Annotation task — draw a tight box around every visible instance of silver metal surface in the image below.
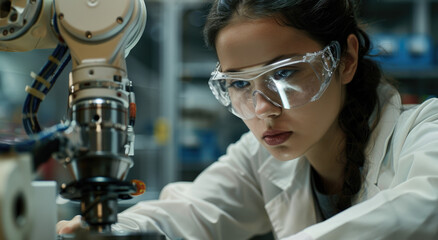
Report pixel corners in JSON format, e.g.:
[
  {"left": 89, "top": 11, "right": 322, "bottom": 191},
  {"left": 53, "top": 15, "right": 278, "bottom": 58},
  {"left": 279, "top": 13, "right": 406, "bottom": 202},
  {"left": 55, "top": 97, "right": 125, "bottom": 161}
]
[
  {"left": 81, "top": 193, "right": 118, "bottom": 232},
  {"left": 68, "top": 99, "right": 133, "bottom": 180},
  {"left": 70, "top": 81, "right": 125, "bottom": 93},
  {"left": 67, "top": 155, "right": 132, "bottom": 180}
]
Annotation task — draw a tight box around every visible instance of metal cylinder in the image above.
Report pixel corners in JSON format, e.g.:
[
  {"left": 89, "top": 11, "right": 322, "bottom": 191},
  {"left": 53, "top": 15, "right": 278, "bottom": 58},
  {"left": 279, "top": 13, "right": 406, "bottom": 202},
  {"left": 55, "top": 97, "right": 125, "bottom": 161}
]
[
  {"left": 81, "top": 192, "right": 118, "bottom": 233},
  {"left": 68, "top": 98, "right": 133, "bottom": 181}
]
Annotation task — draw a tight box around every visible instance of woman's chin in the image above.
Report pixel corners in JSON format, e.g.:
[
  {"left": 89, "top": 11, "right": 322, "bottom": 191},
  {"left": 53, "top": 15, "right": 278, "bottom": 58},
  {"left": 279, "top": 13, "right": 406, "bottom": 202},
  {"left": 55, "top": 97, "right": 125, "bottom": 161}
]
[{"left": 269, "top": 149, "right": 301, "bottom": 161}]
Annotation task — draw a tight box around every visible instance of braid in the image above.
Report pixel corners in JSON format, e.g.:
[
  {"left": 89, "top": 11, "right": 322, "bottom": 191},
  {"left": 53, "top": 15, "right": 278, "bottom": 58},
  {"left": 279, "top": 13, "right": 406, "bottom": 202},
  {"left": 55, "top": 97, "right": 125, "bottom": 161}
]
[{"left": 337, "top": 28, "right": 381, "bottom": 211}]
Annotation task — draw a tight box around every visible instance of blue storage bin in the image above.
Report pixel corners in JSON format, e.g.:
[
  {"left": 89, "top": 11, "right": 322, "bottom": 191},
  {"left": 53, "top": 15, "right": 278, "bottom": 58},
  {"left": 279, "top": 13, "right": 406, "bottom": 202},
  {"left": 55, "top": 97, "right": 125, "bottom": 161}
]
[
  {"left": 370, "top": 34, "right": 434, "bottom": 70},
  {"left": 179, "top": 129, "right": 220, "bottom": 164},
  {"left": 370, "top": 34, "right": 403, "bottom": 66}
]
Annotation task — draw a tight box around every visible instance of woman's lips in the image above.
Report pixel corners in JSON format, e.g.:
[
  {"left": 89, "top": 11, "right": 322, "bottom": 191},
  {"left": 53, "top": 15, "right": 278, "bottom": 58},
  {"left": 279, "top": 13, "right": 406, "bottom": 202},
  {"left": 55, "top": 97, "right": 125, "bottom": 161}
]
[{"left": 262, "top": 131, "right": 293, "bottom": 146}]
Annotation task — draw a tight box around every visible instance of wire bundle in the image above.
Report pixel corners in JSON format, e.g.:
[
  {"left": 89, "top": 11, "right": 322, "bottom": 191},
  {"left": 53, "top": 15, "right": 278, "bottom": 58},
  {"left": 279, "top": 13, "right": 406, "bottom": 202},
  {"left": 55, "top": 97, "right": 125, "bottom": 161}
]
[
  {"left": 0, "top": 122, "right": 68, "bottom": 153},
  {"left": 22, "top": 43, "right": 71, "bottom": 135}
]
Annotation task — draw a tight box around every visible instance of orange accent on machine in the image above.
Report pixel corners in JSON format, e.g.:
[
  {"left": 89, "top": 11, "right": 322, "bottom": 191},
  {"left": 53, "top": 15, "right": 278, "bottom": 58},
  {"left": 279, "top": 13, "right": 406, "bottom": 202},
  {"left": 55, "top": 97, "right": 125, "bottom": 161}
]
[
  {"left": 129, "top": 102, "right": 137, "bottom": 119},
  {"left": 131, "top": 179, "right": 146, "bottom": 196}
]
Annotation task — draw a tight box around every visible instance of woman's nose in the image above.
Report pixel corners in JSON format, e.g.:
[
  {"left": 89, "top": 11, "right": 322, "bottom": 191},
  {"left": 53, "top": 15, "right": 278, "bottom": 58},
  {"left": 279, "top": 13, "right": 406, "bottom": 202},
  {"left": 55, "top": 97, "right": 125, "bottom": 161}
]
[{"left": 252, "top": 91, "right": 282, "bottom": 119}]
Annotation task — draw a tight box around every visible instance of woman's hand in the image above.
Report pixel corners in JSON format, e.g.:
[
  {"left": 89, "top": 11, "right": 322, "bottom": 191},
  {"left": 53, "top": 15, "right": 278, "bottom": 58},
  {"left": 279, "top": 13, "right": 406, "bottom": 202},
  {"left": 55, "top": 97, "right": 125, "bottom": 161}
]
[{"left": 56, "top": 215, "right": 82, "bottom": 234}]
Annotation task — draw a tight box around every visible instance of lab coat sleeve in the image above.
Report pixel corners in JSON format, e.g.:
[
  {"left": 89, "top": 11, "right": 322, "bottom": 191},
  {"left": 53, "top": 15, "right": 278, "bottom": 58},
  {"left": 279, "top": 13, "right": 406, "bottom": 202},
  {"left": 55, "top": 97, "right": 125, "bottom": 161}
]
[
  {"left": 114, "top": 132, "right": 272, "bottom": 240},
  {"left": 288, "top": 100, "right": 438, "bottom": 240}
]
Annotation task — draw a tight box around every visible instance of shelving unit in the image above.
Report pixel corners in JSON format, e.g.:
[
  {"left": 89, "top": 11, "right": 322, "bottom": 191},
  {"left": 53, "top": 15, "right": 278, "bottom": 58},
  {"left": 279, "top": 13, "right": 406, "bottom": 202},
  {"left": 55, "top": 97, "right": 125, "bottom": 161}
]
[
  {"left": 134, "top": 0, "right": 247, "bottom": 184},
  {"left": 170, "top": 0, "right": 248, "bottom": 181},
  {"left": 361, "top": 0, "right": 438, "bottom": 101}
]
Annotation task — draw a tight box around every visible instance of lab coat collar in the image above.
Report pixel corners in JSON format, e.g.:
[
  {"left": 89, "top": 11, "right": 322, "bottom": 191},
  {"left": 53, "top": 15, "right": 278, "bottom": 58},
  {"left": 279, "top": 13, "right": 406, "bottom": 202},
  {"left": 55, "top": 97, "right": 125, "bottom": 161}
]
[
  {"left": 263, "top": 157, "right": 316, "bottom": 237},
  {"left": 257, "top": 155, "right": 304, "bottom": 191},
  {"left": 364, "top": 84, "right": 401, "bottom": 186}
]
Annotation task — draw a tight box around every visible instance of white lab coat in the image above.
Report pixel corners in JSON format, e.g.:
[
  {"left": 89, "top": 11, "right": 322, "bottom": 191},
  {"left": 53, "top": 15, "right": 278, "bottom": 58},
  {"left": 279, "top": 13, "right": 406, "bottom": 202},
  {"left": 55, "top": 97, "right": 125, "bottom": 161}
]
[{"left": 114, "top": 85, "right": 438, "bottom": 240}]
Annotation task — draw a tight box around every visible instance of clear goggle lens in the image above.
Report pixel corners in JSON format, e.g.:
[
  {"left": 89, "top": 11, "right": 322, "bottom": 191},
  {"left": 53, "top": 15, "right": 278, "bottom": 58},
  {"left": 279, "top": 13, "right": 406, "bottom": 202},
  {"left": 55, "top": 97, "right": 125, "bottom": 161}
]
[{"left": 209, "top": 41, "right": 341, "bottom": 119}]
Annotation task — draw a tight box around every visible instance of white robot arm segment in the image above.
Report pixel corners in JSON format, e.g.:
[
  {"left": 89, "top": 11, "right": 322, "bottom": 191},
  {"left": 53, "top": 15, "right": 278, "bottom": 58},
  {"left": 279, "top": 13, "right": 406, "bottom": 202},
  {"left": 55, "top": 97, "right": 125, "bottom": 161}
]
[{"left": 0, "top": 0, "right": 58, "bottom": 51}]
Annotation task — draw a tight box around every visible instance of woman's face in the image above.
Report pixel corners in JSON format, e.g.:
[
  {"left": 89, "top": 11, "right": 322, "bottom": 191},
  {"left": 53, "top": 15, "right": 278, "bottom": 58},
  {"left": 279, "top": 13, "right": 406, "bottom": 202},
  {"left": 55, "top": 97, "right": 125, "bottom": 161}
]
[{"left": 216, "top": 17, "right": 347, "bottom": 161}]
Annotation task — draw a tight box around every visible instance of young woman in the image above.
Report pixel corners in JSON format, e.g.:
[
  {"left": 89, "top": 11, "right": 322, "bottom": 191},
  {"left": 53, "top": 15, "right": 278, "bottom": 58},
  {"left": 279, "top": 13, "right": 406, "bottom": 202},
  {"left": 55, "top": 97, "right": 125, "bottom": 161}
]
[{"left": 58, "top": 0, "right": 438, "bottom": 239}]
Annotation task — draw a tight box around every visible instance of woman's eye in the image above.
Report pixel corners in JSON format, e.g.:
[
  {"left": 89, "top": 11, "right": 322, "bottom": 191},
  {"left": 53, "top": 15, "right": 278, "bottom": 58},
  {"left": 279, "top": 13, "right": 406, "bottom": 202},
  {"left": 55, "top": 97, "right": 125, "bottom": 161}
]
[
  {"left": 229, "top": 80, "right": 250, "bottom": 89},
  {"left": 272, "top": 69, "right": 295, "bottom": 81}
]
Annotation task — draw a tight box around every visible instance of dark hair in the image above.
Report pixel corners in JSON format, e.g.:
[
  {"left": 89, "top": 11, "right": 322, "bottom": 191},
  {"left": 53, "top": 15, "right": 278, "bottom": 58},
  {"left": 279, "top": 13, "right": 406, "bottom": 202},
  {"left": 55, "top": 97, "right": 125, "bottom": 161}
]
[{"left": 204, "top": 0, "right": 382, "bottom": 212}]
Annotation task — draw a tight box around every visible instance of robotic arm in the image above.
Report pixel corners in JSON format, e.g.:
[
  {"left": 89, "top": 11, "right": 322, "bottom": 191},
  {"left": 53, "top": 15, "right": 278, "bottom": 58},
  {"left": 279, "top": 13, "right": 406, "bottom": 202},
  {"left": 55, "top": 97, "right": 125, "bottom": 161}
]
[{"left": 0, "top": 0, "right": 150, "bottom": 238}]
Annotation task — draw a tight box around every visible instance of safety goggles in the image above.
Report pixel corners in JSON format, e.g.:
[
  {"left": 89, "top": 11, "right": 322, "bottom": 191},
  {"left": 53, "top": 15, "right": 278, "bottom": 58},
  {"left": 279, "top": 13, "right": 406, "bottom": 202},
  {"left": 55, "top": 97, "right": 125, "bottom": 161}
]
[{"left": 208, "top": 41, "right": 341, "bottom": 119}]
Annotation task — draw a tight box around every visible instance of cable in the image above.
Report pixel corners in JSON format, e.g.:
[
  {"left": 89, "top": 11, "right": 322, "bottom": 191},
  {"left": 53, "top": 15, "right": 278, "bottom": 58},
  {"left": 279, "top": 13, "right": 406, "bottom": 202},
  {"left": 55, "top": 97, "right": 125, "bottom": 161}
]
[
  {"left": 22, "top": 43, "right": 71, "bottom": 135},
  {"left": 0, "top": 122, "right": 69, "bottom": 153}
]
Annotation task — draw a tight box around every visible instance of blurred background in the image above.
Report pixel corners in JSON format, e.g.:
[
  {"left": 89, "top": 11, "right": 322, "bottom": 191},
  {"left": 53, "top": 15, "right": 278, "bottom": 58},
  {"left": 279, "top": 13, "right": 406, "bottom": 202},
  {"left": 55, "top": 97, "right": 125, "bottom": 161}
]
[{"left": 0, "top": 0, "right": 437, "bottom": 219}]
